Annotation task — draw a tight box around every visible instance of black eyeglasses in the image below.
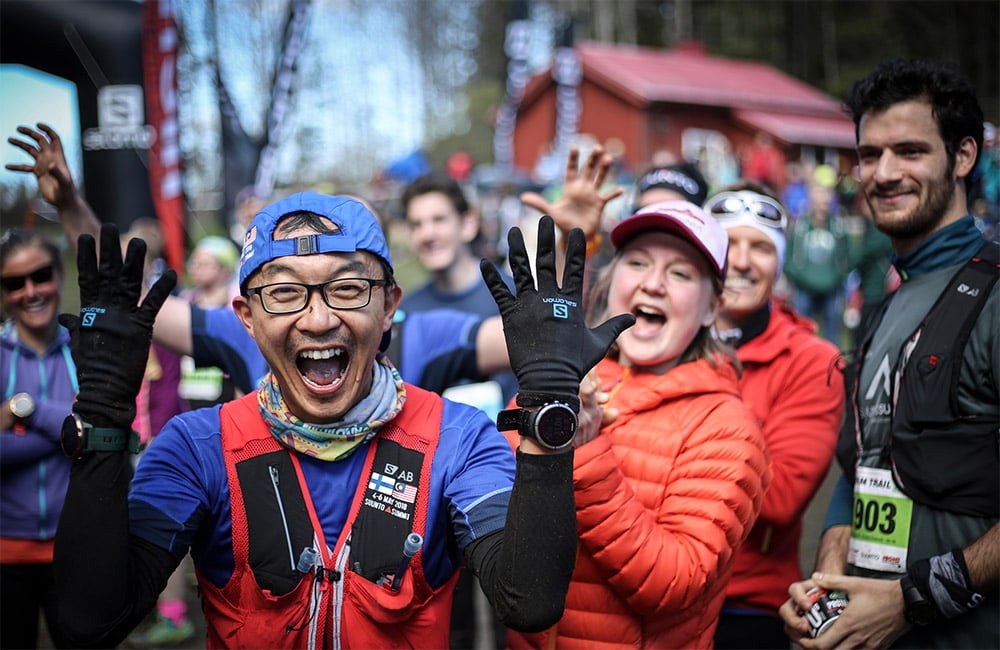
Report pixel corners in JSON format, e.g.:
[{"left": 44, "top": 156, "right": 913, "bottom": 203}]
[
  {"left": 704, "top": 191, "right": 788, "bottom": 231},
  {"left": 1, "top": 265, "right": 55, "bottom": 292},
  {"left": 247, "top": 277, "right": 388, "bottom": 314}
]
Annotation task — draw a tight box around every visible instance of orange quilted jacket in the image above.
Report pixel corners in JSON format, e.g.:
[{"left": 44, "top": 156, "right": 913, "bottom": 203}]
[{"left": 509, "top": 357, "right": 771, "bottom": 649}]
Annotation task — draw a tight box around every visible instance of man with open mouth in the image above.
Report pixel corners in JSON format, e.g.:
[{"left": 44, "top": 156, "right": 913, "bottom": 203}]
[{"left": 49, "top": 192, "right": 632, "bottom": 649}]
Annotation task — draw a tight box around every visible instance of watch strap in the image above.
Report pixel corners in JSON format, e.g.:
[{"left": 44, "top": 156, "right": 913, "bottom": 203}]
[
  {"left": 66, "top": 412, "right": 144, "bottom": 456},
  {"left": 87, "top": 426, "right": 140, "bottom": 452},
  {"left": 900, "top": 574, "right": 938, "bottom": 626},
  {"left": 497, "top": 408, "right": 528, "bottom": 432},
  {"left": 497, "top": 404, "right": 577, "bottom": 450}
]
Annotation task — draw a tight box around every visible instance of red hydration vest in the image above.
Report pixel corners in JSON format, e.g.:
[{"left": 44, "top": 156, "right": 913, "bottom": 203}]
[{"left": 199, "top": 386, "right": 459, "bottom": 649}]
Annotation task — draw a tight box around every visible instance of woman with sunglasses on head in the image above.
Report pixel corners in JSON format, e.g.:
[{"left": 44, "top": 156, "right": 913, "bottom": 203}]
[
  {"left": 0, "top": 228, "right": 75, "bottom": 649},
  {"left": 703, "top": 183, "right": 845, "bottom": 649},
  {"left": 507, "top": 199, "right": 771, "bottom": 649}
]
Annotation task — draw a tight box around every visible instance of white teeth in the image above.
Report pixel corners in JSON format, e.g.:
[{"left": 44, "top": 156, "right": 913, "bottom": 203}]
[
  {"left": 636, "top": 306, "right": 664, "bottom": 317},
  {"left": 300, "top": 349, "right": 342, "bottom": 360},
  {"left": 727, "top": 278, "right": 755, "bottom": 289}
]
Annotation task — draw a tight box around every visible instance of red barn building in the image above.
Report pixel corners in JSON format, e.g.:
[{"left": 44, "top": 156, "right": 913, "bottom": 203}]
[{"left": 513, "top": 40, "right": 856, "bottom": 190}]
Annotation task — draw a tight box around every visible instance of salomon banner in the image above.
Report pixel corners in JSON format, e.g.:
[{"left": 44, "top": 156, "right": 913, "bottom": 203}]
[{"left": 1, "top": 1, "right": 160, "bottom": 246}]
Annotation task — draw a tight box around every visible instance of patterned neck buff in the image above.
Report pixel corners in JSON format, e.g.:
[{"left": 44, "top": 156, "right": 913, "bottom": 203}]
[{"left": 257, "top": 356, "right": 406, "bottom": 461}]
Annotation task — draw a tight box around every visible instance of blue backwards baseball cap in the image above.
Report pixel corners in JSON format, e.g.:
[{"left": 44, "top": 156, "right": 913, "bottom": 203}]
[{"left": 238, "top": 192, "right": 392, "bottom": 290}]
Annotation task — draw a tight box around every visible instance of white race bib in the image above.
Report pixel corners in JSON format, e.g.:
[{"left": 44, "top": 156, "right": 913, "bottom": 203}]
[{"left": 847, "top": 466, "right": 912, "bottom": 573}]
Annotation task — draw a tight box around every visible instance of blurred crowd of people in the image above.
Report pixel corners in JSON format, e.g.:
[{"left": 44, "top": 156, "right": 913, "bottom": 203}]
[
  {"left": 372, "top": 114, "right": 998, "bottom": 355},
  {"left": 1, "top": 56, "right": 997, "bottom": 650}
]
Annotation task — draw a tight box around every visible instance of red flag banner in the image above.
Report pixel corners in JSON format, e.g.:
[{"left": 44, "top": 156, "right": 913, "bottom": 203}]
[{"left": 141, "top": 0, "right": 184, "bottom": 275}]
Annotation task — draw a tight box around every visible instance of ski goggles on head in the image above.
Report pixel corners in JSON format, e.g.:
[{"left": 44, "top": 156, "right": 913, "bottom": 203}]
[{"left": 704, "top": 191, "right": 788, "bottom": 231}]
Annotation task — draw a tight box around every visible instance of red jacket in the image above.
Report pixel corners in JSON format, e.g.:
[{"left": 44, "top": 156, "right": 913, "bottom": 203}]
[
  {"left": 724, "top": 302, "right": 844, "bottom": 614},
  {"left": 509, "top": 357, "right": 771, "bottom": 649}
]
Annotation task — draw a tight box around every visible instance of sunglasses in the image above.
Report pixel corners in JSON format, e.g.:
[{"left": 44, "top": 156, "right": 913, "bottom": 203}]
[
  {"left": 705, "top": 191, "right": 788, "bottom": 231},
  {"left": 1, "top": 265, "right": 55, "bottom": 292}
]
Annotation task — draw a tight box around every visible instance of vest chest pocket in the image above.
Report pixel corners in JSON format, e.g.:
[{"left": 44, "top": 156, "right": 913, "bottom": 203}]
[
  {"left": 892, "top": 419, "right": 999, "bottom": 517},
  {"left": 349, "top": 437, "right": 426, "bottom": 583},
  {"left": 235, "top": 451, "right": 316, "bottom": 596},
  {"left": 340, "top": 552, "right": 457, "bottom": 650}
]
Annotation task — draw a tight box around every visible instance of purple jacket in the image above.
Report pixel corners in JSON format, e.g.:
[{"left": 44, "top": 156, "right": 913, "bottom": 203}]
[{"left": 1, "top": 321, "right": 76, "bottom": 541}]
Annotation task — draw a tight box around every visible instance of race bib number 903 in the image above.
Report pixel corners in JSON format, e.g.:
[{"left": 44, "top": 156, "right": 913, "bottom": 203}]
[{"left": 847, "top": 466, "right": 912, "bottom": 573}]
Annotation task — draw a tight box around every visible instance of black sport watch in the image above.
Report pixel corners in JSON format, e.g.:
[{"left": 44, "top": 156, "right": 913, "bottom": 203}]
[
  {"left": 900, "top": 575, "right": 939, "bottom": 626},
  {"left": 496, "top": 402, "right": 578, "bottom": 450},
  {"left": 60, "top": 413, "right": 142, "bottom": 459}
]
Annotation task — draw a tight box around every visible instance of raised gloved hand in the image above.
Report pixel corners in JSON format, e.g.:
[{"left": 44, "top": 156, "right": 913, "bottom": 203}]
[
  {"left": 58, "top": 223, "right": 177, "bottom": 429},
  {"left": 481, "top": 215, "right": 634, "bottom": 412}
]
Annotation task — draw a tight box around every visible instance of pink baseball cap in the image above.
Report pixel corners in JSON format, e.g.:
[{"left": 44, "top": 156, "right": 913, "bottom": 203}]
[{"left": 610, "top": 200, "right": 729, "bottom": 280}]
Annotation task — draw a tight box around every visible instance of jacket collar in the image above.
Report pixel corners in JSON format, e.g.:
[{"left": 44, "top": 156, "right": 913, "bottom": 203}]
[
  {"left": 736, "top": 301, "right": 818, "bottom": 364},
  {"left": 894, "top": 215, "right": 984, "bottom": 281}
]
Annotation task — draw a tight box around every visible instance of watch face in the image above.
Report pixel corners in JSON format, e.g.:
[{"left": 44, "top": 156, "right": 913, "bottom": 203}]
[
  {"left": 11, "top": 393, "right": 34, "bottom": 418},
  {"left": 534, "top": 403, "right": 578, "bottom": 449},
  {"left": 61, "top": 414, "right": 84, "bottom": 458}
]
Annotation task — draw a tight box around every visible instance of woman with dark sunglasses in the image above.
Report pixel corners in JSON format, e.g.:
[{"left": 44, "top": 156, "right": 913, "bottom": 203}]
[{"left": 0, "top": 228, "right": 76, "bottom": 648}]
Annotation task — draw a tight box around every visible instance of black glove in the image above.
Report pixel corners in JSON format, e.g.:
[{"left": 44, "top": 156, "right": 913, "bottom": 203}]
[
  {"left": 481, "top": 215, "right": 634, "bottom": 412},
  {"left": 58, "top": 223, "right": 177, "bottom": 428}
]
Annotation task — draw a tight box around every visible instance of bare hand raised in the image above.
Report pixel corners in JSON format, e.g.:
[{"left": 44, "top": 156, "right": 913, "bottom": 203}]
[
  {"left": 520, "top": 146, "right": 624, "bottom": 240},
  {"left": 6, "top": 123, "right": 78, "bottom": 209}
]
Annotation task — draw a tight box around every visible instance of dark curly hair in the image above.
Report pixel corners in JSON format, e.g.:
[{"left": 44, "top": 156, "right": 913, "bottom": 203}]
[{"left": 845, "top": 58, "right": 984, "bottom": 192}]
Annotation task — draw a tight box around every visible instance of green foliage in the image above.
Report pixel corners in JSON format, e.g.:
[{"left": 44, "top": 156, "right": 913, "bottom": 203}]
[{"left": 442, "top": 0, "right": 998, "bottom": 173}]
